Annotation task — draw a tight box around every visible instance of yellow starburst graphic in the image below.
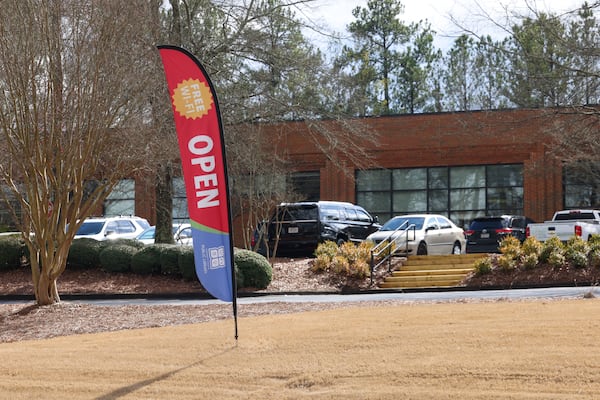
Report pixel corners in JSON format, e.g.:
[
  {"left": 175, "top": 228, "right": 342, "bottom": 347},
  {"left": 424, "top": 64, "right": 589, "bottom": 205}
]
[{"left": 172, "top": 79, "right": 214, "bottom": 119}]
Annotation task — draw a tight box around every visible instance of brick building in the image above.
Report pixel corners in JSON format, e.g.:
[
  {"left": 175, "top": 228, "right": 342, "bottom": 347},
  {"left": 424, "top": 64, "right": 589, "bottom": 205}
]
[
  {"left": 115, "top": 108, "right": 592, "bottom": 245},
  {"left": 251, "top": 108, "right": 566, "bottom": 227}
]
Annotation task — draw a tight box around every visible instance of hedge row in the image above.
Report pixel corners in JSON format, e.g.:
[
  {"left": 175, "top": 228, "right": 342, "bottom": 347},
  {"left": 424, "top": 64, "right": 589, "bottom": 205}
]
[{"left": 0, "top": 236, "right": 272, "bottom": 290}]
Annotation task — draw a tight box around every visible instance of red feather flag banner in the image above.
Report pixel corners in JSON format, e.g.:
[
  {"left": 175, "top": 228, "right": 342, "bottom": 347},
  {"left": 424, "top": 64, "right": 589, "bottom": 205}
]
[{"left": 157, "top": 45, "right": 238, "bottom": 339}]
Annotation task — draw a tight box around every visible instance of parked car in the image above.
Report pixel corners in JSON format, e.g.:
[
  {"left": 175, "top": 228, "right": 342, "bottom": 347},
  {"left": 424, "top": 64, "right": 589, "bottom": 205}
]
[
  {"left": 526, "top": 209, "right": 600, "bottom": 242},
  {"left": 253, "top": 201, "right": 380, "bottom": 256},
  {"left": 135, "top": 223, "right": 193, "bottom": 245},
  {"left": 465, "top": 215, "right": 533, "bottom": 253},
  {"left": 365, "top": 214, "right": 466, "bottom": 256},
  {"left": 73, "top": 216, "right": 150, "bottom": 241}
]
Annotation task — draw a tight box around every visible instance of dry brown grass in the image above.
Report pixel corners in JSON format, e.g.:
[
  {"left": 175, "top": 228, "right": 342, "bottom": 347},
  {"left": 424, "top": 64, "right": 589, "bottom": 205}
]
[{"left": 2, "top": 298, "right": 600, "bottom": 399}]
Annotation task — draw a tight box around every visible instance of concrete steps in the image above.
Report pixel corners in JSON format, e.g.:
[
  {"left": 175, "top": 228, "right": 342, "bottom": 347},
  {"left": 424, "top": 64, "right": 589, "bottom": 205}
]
[{"left": 379, "top": 254, "right": 486, "bottom": 289}]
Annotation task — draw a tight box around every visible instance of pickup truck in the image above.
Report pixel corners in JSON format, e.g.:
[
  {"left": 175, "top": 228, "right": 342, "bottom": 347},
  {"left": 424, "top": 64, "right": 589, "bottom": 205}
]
[{"left": 526, "top": 209, "right": 600, "bottom": 242}]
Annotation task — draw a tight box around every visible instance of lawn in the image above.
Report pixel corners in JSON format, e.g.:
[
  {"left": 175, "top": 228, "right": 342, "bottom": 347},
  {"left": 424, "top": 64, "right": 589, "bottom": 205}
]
[{"left": 1, "top": 298, "right": 599, "bottom": 399}]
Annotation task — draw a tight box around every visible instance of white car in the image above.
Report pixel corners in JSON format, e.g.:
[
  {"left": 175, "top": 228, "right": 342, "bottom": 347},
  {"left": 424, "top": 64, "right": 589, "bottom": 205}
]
[
  {"left": 366, "top": 214, "right": 466, "bottom": 256},
  {"left": 135, "top": 223, "right": 193, "bottom": 245},
  {"left": 73, "top": 216, "right": 150, "bottom": 241}
]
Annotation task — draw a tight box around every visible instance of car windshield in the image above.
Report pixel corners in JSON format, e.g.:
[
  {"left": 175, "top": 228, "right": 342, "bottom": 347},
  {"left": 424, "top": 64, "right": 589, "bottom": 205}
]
[
  {"left": 469, "top": 218, "right": 504, "bottom": 230},
  {"left": 76, "top": 221, "right": 104, "bottom": 235},
  {"left": 138, "top": 227, "right": 155, "bottom": 240},
  {"left": 381, "top": 217, "right": 425, "bottom": 231}
]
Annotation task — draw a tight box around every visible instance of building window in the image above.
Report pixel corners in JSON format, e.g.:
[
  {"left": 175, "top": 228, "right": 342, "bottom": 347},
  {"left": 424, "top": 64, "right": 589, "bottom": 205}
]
[
  {"left": 564, "top": 162, "right": 600, "bottom": 209},
  {"left": 289, "top": 171, "right": 320, "bottom": 201},
  {"left": 356, "top": 164, "right": 524, "bottom": 228},
  {"left": 173, "top": 177, "right": 189, "bottom": 225},
  {"left": 104, "top": 179, "right": 135, "bottom": 216}
]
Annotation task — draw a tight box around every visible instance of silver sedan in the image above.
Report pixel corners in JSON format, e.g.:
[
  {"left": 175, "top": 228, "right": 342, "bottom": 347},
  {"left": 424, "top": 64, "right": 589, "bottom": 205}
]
[{"left": 366, "top": 214, "right": 466, "bottom": 256}]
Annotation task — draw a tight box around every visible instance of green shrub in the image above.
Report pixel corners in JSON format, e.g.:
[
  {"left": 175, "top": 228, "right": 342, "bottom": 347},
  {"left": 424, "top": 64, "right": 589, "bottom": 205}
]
[
  {"left": 314, "top": 241, "right": 338, "bottom": 260},
  {"left": 589, "top": 248, "right": 600, "bottom": 269},
  {"left": 131, "top": 245, "right": 164, "bottom": 274},
  {"left": 330, "top": 255, "right": 351, "bottom": 275},
  {"left": 548, "top": 251, "right": 566, "bottom": 268},
  {"left": 177, "top": 246, "right": 197, "bottom": 281},
  {"left": 313, "top": 240, "right": 373, "bottom": 279},
  {"left": 312, "top": 253, "right": 331, "bottom": 273},
  {"left": 499, "top": 236, "right": 522, "bottom": 260},
  {"left": 234, "top": 249, "right": 272, "bottom": 289},
  {"left": 565, "top": 248, "right": 588, "bottom": 269},
  {"left": 338, "top": 241, "right": 360, "bottom": 264},
  {"left": 334, "top": 256, "right": 369, "bottom": 279},
  {"left": 356, "top": 241, "right": 375, "bottom": 261},
  {"left": 99, "top": 244, "right": 138, "bottom": 273},
  {"left": 588, "top": 234, "right": 600, "bottom": 248},
  {"left": 522, "top": 253, "right": 539, "bottom": 270},
  {"left": 566, "top": 236, "right": 589, "bottom": 255},
  {"left": 497, "top": 254, "right": 517, "bottom": 271},
  {"left": 473, "top": 257, "right": 492, "bottom": 275},
  {"left": 160, "top": 245, "right": 182, "bottom": 275},
  {"left": 67, "top": 238, "right": 107, "bottom": 269},
  {"left": 521, "top": 237, "right": 543, "bottom": 258},
  {"left": 0, "top": 235, "right": 25, "bottom": 270},
  {"left": 540, "top": 236, "right": 564, "bottom": 263},
  {"left": 108, "top": 238, "right": 146, "bottom": 250}
]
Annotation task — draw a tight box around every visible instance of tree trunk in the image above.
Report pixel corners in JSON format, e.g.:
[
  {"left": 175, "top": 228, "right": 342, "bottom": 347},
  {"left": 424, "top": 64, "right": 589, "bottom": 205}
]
[
  {"left": 35, "top": 269, "right": 60, "bottom": 305},
  {"left": 155, "top": 162, "right": 174, "bottom": 244}
]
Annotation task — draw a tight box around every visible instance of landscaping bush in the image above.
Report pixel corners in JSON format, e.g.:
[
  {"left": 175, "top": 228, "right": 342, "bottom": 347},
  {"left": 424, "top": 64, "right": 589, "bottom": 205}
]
[
  {"left": 330, "top": 255, "right": 351, "bottom": 275},
  {"left": 177, "top": 245, "right": 197, "bottom": 281},
  {"left": 566, "top": 236, "right": 589, "bottom": 255},
  {"left": 540, "top": 236, "right": 563, "bottom": 264},
  {"left": 497, "top": 254, "right": 517, "bottom": 271},
  {"left": 565, "top": 247, "right": 588, "bottom": 269},
  {"left": 312, "top": 240, "right": 373, "bottom": 279},
  {"left": 234, "top": 249, "right": 272, "bottom": 289},
  {"left": 522, "top": 253, "right": 539, "bottom": 270},
  {"left": 131, "top": 245, "right": 164, "bottom": 274},
  {"left": 547, "top": 251, "right": 566, "bottom": 268},
  {"left": 0, "top": 235, "right": 25, "bottom": 270},
  {"left": 473, "top": 257, "right": 492, "bottom": 275},
  {"left": 312, "top": 253, "right": 331, "bottom": 273},
  {"left": 314, "top": 240, "right": 338, "bottom": 260},
  {"left": 99, "top": 244, "right": 138, "bottom": 273},
  {"left": 160, "top": 245, "right": 182, "bottom": 275},
  {"left": 108, "top": 238, "right": 146, "bottom": 250},
  {"left": 499, "top": 236, "right": 522, "bottom": 261},
  {"left": 67, "top": 238, "right": 107, "bottom": 269},
  {"left": 589, "top": 248, "right": 600, "bottom": 269},
  {"left": 521, "top": 237, "right": 543, "bottom": 258},
  {"left": 356, "top": 240, "right": 375, "bottom": 261}
]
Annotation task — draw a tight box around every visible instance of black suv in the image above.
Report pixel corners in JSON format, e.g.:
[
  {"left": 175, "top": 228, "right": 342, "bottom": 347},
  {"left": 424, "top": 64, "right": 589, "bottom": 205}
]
[
  {"left": 253, "top": 201, "right": 380, "bottom": 256},
  {"left": 465, "top": 215, "right": 533, "bottom": 253}
]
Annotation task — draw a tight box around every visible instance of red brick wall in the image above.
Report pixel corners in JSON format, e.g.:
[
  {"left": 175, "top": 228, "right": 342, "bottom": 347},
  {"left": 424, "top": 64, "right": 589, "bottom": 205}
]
[
  {"left": 260, "top": 109, "right": 565, "bottom": 224},
  {"left": 136, "top": 109, "right": 569, "bottom": 245}
]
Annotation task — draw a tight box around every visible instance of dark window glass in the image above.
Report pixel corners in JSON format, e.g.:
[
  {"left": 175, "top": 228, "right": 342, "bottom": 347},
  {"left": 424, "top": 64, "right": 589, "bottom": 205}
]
[
  {"left": 356, "top": 164, "right": 523, "bottom": 225},
  {"left": 488, "top": 165, "right": 523, "bottom": 187},
  {"left": 393, "top": 168, "right": 426, "bottom": 190},
  {"left": 356, "top": 170, "right": 390, "bottom": 191},
  {"left": 289, "top": 171, "right": 320, "bottom": 201},
  {"left": 428, "top": 167, "right": 448, "bottom": 189}
]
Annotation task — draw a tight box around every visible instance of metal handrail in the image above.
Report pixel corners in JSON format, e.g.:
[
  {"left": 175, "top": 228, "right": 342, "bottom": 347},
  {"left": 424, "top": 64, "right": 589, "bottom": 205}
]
[{"left": 369, "top": 222, "right": 416, "bottom": 283}]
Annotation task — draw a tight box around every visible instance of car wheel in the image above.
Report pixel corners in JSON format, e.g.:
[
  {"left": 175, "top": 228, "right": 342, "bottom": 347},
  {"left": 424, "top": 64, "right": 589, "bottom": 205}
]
[
  {"left": 336, "top": 237, "right": 346, "bottom": 246},
  {"left": 417, "top": 242, "right": 427, "bottom": 255},
  {"left": 452, "top": 242, "right": 461, "bottom": 255}
]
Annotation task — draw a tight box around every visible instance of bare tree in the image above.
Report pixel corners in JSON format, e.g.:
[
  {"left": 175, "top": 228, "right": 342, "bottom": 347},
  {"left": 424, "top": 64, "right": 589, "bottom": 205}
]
[
  {"left": 0, "top": 0, "right": 156, "bottom": 305},
  {"left": 160, "top": 0, "right": 381, "bottom": 252}
]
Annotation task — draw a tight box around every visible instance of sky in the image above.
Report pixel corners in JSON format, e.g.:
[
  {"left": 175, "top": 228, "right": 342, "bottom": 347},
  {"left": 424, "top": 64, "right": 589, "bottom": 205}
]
[{"left": 300, "top": 0, "right": 590, "bottom": 49}]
